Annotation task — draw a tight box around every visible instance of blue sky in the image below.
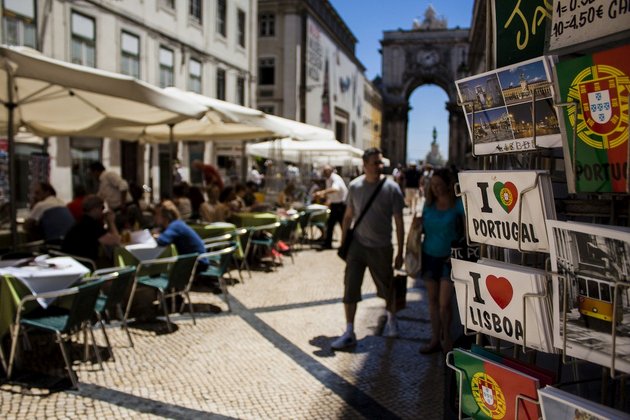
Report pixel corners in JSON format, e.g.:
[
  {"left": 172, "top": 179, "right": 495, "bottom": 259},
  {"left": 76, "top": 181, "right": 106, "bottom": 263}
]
[{"left": 328, "top": 0, "right": 474, "bottom": 164}]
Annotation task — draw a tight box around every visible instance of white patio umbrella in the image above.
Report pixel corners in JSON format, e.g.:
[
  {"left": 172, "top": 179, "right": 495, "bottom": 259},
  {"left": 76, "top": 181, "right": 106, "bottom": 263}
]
[
  {"left": 163, "top": 88, "right": 336, "bottom": 142},
  {"left": 246, "top": 137, "right": 363, "bottom": 163},
  {"left": 0, "top": 45, "right": 207, "bottom": 248}
]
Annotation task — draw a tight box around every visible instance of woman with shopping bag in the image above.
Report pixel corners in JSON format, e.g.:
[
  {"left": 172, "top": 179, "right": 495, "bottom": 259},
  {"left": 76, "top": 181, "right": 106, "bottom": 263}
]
[{"left": 415, "top": 168, "right": 464, "bottom": 355}]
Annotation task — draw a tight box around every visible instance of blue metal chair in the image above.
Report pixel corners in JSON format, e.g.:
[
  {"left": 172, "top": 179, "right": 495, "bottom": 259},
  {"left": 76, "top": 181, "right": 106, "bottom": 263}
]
[{"left": 7, "top": 278, "right": 106, "bottom": 389}]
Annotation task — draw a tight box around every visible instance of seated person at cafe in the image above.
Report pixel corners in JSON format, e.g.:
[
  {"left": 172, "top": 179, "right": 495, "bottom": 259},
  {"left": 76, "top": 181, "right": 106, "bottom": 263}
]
[
  {"left": 24, "top": 182, "right": 75, "bottom": 242},
  {"left": 153, "top": 200, "right": 207, "bottom": 271},
  {"left": 231, "top": 184, "right": 248, "bottom": 212},
  {"left": 276, "top": 182, "right": 296, "bottom": 210},
  {"left": 66, "top": 184, "right": 87, "bottom": 221},
  {"left": 173, "top": 183, "right": 192, "bottom": 220},
  {"left": 216, "top": 187, "right": 235, "bottom": 221},
  {"left": 62, "top": 195, "right": 121, "bottom": 267}
]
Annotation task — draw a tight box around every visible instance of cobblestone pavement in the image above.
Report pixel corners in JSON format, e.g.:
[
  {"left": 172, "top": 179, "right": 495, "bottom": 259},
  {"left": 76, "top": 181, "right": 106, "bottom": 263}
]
[{"left": 1, "top": 212, "right": 452, "bottom": 419}]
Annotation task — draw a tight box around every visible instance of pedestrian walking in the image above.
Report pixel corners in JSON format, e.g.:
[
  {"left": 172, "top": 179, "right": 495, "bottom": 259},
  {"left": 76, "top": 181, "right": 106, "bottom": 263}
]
[
  {"left": 314, "top": 165, "right": 348, "bottom": 249},
  {"left": 331, "top": 148, "right": 405, "bottom": 350},
  {"left": 416, "top": 168, "right": 464, "bottom": 355}
]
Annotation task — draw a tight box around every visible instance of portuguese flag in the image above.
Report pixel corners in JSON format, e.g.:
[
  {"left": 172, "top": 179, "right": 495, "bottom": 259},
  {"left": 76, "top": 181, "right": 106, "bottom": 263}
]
[
  {"left": 453, "top": 349, "right": 540, "bottom": 419},
  {"left": 555, "top": 44, "right": 630, "bottom": 193}
]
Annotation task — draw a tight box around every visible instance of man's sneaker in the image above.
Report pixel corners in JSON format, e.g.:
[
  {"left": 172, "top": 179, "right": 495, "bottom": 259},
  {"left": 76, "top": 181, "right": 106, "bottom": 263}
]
[
  {"left": 331, "top": 332, "right": 357, "bottom": 350},
  {"left": 383, "top": 319, "right": 399, "bottom": 338}
]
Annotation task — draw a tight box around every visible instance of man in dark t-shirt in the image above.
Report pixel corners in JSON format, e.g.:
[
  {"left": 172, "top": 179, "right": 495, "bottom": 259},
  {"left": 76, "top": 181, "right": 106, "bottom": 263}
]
[{"left": 62, "top": 195, "right": 121, "bottom": 267}]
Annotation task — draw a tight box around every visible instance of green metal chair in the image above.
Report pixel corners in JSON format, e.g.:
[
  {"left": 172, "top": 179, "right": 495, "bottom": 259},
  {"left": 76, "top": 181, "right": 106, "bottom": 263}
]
[
  {"left": 124, "top": 253, "right": 199, "bottom": 333},
  {"left": 92, "top": 266, "right": 137, "bottom": 350},
  {"left": 204, "top": 228, "right": 248, "bottom": 281},
  {"left": 274, "top": 214, "right": 300, "bottom": 264},
  {"left": 306, "top": 208, "right": 330, "bottom": 244},
  {"left": 7, "top": 278, "right": 106, "bottom": 389},
  {"left": 197, "top": 242, "right": 239, "bottom": 312}
]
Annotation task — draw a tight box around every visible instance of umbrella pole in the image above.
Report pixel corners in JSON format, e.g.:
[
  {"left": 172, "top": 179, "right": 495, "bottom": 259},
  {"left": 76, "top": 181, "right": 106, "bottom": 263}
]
[
  {"left": 6, "top": 71, "right": 17, "bottom": 250},
  {"left": 167, "top": 123, "right": 174, "bottom": 198}
]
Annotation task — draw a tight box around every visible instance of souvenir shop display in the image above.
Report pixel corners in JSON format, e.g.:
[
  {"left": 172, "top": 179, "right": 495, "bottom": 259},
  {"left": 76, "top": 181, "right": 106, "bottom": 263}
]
[{"left": 538, "top": 386, "right": 630, "bottom": 419}]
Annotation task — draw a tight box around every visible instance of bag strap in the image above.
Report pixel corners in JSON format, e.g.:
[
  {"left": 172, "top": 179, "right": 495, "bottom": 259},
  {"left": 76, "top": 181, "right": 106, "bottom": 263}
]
[{"left": 353, "top": 177, "right": 386, "bottom": 230}]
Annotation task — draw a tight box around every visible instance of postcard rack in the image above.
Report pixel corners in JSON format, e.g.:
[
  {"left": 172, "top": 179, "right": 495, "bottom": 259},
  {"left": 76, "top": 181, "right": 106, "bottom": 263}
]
[{"left": 445, "top": 351, "right": 541, "bottom": 420}]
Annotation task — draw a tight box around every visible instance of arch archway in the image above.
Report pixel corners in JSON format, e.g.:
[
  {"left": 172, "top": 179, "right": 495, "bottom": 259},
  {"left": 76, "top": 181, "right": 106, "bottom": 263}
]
[{"left": 380, "top": 10, "right": 470, "bottom": 167}]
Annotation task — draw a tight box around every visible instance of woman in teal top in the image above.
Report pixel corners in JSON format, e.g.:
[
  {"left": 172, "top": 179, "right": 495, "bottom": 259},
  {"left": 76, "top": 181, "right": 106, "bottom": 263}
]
[{"left": 416, "top": 168, "right": 464, "bottom": 355}]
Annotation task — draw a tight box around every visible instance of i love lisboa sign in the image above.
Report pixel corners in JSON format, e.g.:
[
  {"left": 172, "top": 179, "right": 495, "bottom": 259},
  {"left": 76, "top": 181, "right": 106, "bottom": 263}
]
[
  {"left": 452, "top": 258, "right": 554, "bottom": 353},
  {"left": 457, "top": 170, "right": 556, "bottom": 252}
]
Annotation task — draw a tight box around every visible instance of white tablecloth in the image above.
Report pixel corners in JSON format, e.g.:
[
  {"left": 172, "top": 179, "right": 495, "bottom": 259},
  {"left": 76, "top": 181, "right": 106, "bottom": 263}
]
[
  {"left": 125, "top": 243, "right": 166, "bottom": 261},
  {"left": 0, "top": 256, "right": 90, "bottom": 307}
]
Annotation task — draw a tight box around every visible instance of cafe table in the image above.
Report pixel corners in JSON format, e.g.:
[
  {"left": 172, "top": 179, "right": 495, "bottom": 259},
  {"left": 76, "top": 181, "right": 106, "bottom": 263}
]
[
  {"left": 230, "top": 212, "right": 279, "bottom": 228},
  {"left": 0, "top": 256, "right": 90, "bottom": 338},
  {"left": 189, "top": 221, "right": 236, "bottom": 239}
]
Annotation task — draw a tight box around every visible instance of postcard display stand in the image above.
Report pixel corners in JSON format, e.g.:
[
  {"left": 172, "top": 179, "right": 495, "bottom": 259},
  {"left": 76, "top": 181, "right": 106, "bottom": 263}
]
[{"left": 447, "top": 1, "right": 630, "bottom": 417}]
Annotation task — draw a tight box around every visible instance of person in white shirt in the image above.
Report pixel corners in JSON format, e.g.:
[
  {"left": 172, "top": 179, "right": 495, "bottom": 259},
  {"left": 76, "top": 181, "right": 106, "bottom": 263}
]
[
  {"left": 314, "top": 165, "right": 348, "bottom": 249},
  {"left": 247, "top": 165, "right": 264, "bottom": 188},
  {"left": 24, "top": 182, "right": 75, "bottom": 242}
]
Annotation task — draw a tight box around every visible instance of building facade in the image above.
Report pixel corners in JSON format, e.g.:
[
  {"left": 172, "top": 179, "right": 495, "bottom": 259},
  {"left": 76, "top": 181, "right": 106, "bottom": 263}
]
[
  {"left": 362, "top": 77, "right": 382, "bottom": 150},
  {"left": 1, "top": 0, "right": 258, "bottom": 206},
  {"left": 257, "top": 0, "right": 376, "bottom": 151}
]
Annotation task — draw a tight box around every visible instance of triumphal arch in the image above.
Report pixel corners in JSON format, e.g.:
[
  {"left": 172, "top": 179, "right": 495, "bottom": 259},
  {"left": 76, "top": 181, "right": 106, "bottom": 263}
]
[{"left": 380, "top": 7, "right": 470, "bottom": 167}]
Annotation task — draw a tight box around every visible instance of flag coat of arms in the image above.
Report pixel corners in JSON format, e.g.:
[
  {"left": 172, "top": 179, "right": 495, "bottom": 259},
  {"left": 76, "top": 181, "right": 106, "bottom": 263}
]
[
  {"left": 452, "top": 349, "right": 541, "bottom": 419},
  {"left": 554, "top": 44, "right": 630, "bottom": 193}
]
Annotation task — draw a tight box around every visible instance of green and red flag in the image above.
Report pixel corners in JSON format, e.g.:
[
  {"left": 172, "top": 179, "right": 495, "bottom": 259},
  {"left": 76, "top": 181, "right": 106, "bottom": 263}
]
[
  {"left": 453, "top": 349, "right": 540, "bottom": 419},
  {"left": 555, "top": 44, "right": 630, "bottom": 193}
]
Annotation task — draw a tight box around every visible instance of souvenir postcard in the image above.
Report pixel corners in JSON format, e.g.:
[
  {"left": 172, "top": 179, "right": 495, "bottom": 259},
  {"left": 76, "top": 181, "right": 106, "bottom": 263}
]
[
  {"left": 553, "top": 43, "right": 630, "bottom": 193},
  {"left": 456, "top": 57, "right": 561, "bottom": 155},
  {"left": 546, "top": 219, "right": 630, "bottom": 373},
  {"left": 452, "top": 259, "right": 554, "bottom": 352},
  {"left": 471, "top": 345, "right": 556, "bottom": 387},
  {"left": 538, "top": 386, "right": 630, "bottom": 420},
  {"left": 452, "top": 348, "right": 541, "bottom": 420},
  {"left": 457, "top": 170, "right": 555, "bottom": 252}
]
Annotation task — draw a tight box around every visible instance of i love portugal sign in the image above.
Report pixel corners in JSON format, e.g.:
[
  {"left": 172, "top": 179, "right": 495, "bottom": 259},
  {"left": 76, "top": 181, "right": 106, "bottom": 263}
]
[{"left": 457, "top": 170, "right": 556, "bottom": 252}]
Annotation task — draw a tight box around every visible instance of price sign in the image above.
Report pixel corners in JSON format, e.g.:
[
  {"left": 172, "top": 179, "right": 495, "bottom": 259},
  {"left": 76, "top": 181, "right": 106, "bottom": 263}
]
[{"left": 548, "top": 0, "right": 630, "bottom": 54}]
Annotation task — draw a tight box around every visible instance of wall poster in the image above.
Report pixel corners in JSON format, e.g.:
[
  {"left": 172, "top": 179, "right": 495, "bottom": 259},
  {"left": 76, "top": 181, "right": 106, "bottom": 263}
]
[
  {"left": 554, "top": 43, "right": 630, "bottom": 193},
  {"left": 456, "top": 57, "right": 562, "bottom": 156},
  {"left": 457, "top": 170, "right": 556, "bottom": 252},
  {"left": 546, "top": 219, "right": 630, "bottom": 374}
]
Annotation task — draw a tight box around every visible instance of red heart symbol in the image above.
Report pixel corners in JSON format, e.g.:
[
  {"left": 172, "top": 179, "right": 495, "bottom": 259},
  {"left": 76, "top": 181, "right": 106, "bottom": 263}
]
[
  {"left": 493, "top": 182, "right": 518, "bottom": 214},
  {"left": 485, "top": 275, "right": 513, "bottom": 309}
]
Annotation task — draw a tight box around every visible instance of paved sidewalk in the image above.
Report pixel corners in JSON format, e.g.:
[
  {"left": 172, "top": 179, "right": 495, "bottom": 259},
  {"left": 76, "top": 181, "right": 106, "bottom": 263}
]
[{"left": 1, "top": 216, "right": 451, "bottom": 419}]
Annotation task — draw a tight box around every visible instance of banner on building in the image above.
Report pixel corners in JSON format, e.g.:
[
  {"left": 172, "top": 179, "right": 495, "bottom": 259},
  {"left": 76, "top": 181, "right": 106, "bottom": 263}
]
[
  {"left": 456, "top": 57, "right": 561, "bottom": 156},
  {"left": 493, "top": 0, "right": 552, "bottom": 68},
  {"left": 554, "top": 44, "right": 630, "bottom": 193}
]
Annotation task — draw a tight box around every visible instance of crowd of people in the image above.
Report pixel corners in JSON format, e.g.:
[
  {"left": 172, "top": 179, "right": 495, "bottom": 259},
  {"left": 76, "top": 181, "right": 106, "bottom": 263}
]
[{"left": 22, "top": 151, "right": 465, "bottom": 356}]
